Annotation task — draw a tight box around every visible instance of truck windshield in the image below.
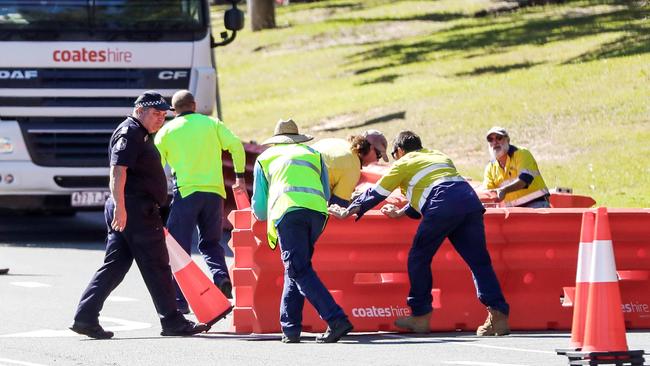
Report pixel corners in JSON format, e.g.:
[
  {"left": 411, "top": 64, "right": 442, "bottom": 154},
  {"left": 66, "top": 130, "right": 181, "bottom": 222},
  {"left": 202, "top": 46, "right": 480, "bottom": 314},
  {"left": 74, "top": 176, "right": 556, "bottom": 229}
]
[{"left": 0, "top": 0, "right": 208, "bottom": 41}]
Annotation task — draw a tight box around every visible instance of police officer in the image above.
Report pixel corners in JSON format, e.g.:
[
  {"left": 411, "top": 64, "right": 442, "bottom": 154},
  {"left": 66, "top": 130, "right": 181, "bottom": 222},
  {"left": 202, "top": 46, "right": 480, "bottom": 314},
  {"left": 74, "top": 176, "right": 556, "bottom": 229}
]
[{"left": 70, "top": 91, "right": 209, "bottom": 339}]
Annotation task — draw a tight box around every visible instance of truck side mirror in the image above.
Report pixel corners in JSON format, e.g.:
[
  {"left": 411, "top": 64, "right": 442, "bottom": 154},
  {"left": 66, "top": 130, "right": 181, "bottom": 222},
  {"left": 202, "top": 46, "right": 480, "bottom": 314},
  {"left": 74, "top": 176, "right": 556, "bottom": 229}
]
[
  {"left": 212, "top": 0, "right": 244, "bottom": 47},
  {"left": 224, "top": 7, "right": 244, "bottom": 31}
]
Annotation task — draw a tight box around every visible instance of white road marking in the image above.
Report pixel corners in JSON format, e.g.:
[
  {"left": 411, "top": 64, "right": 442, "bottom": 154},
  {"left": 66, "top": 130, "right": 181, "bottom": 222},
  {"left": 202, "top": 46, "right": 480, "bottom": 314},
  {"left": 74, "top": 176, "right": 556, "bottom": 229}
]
[
  {"left": 454, "top": 342, "right": 555, "bottom": 355},
  {"left": 106, "top": 296, "right": 138, "bottom": 302},
  {"left": 0, "top": 357, "right": 48, "bottom": 366},
  {"left": 382, "top": 333, "right": 555, "bottom": 355},
  {"left": 0, "top": 316, "right": 150, "bottom": 338},
  {"left": 443, "top": 362, "right": 529, "bottom": 366},
  {"left": 10, "top": 282, "right": 51, "bottom": 288}
]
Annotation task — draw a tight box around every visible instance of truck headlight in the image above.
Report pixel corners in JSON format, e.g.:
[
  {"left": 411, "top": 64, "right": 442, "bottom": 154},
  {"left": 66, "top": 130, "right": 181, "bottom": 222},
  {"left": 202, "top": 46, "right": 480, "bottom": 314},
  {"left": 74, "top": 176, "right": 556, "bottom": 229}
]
[{"left": 0, "top": 137, "right": 13, "bottom": 154}]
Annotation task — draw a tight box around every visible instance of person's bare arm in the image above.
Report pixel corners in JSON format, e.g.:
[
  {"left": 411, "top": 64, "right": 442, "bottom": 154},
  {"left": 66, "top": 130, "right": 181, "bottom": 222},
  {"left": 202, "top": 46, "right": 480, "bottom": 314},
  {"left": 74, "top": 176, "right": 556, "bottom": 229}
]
[{"left": 110, "top": 165, "right": 128, "bottom": 232}]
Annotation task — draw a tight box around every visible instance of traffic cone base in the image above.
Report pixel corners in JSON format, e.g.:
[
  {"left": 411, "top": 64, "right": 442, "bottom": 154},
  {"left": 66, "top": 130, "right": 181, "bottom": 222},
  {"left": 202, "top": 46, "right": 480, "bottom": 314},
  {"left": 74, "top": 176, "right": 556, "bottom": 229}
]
[{"left": 582, "top": 282, "right": 627, "bottom": 353}]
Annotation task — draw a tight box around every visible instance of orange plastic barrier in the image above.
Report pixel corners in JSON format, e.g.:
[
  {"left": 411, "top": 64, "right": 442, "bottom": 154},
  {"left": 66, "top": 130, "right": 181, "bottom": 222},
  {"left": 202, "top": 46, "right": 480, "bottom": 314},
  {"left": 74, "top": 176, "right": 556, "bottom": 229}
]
[
  {"left": 222, "top": 142, "right": 266, "bottom": 229},
  {"left": 228, "top": 207, "right": 650, "bottom": 333}
]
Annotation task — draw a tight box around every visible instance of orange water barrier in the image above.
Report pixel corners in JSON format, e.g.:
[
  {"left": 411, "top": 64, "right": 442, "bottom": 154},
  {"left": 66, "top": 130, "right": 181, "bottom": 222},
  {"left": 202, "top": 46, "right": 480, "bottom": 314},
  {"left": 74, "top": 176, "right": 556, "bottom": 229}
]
[{"left": 228, "top": 207, "right": 650, "bottom": 334}]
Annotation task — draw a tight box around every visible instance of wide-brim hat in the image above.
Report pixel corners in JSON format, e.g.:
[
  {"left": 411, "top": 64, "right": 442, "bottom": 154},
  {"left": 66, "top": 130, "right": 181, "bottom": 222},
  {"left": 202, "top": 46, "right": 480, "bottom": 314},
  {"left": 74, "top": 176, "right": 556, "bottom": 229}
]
[{"left": 262, "top": 119, "right": 313, "bottom": 145}]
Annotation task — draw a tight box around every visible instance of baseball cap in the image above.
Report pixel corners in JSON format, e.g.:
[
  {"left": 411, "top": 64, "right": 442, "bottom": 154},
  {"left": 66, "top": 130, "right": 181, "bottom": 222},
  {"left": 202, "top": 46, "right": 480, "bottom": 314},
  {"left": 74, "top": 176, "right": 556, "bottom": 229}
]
[
  {"left": 485, "top": 126, "right": 508, "bottom": 140},
  {"left": 363, "top": 129, "right": 389, "bottom": 162},
  {"left": 134, "top": 90, "right": 173, "bottom": 111}
]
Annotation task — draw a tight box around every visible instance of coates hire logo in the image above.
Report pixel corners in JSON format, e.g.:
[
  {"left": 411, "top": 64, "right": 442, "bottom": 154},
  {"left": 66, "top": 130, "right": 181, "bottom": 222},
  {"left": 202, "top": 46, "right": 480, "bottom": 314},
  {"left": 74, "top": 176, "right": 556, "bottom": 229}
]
[
  {"left": 621, "top": 302, "right": 650, "bottom": 314},
  {"left": 351, "top": 305, "right": 411, "bottom": 318},
  {"left": 53, "top": 47, "right": 133, "bottom": 63}
]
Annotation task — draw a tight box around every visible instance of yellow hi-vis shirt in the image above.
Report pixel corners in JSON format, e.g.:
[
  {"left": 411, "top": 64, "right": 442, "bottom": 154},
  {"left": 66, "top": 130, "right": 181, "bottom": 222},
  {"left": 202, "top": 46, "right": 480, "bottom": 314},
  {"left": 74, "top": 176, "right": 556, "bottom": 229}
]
[
  {"left": 374, "top": 149, "right": 465, "bottom": 213},
  {"left": 312, "top": 138, "right": 361, "bottom": 202},
  {"left": 154, "top": 113, "right": 246, "bottom": 199},
  {"left": 483, "top": 145, "right": 549, "bottom": 207}
]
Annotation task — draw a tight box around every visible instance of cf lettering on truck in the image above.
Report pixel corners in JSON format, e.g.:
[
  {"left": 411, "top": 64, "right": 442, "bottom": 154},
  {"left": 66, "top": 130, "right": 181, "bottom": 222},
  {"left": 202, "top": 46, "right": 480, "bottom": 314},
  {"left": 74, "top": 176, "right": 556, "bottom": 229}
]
[{"left": 0, "top": 0, "right": 243, "bottom": 214}]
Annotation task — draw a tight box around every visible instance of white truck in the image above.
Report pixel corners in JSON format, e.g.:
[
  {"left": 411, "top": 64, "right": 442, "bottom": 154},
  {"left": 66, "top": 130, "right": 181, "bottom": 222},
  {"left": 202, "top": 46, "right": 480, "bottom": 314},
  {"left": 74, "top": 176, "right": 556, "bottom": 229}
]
[{"left": 0, "top": 0, "right": 243, "bottom": 214}]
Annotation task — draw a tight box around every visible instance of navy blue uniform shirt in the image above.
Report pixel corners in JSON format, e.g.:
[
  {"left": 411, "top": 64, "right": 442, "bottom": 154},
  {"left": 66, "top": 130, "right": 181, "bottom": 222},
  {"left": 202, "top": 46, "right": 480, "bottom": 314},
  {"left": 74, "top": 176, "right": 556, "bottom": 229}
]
[{"left": 109, "top": 116, "right": 167, "bottom": 206}]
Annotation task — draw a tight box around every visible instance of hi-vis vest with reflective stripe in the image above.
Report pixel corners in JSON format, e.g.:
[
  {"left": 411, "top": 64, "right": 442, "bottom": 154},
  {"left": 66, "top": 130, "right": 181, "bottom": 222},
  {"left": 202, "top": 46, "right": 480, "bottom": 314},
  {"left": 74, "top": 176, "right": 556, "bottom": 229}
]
[
  {"left": 376, "top": 149, "right": 465, "bottom": 213},
  {"left": 258, "top": 144, "right": 328, "bottom": 249}
]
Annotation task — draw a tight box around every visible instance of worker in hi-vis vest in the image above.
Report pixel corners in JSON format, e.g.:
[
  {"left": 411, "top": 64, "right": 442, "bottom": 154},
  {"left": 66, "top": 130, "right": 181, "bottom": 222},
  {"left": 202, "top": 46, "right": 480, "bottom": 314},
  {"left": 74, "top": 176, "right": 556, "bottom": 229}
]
[
  {"left": 251, "top": 119, "right": 353, "bottom": 344},
  {"left": 330, "top": 130, "right": 510, "bottom": 337}
]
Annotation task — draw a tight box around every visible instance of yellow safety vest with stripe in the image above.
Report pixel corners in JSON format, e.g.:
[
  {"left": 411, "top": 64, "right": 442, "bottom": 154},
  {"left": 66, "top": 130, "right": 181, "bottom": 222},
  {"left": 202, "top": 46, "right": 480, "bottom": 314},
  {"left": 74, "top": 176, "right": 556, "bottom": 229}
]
[
  {"left": 257, "top": 144, "right": 329, "bottom": 249},
  {"left": 375, "top": 149, "right": 465, "bottom": 213},
  {"left": 483, "top": 146, "right": 549, "bottom": 207}
]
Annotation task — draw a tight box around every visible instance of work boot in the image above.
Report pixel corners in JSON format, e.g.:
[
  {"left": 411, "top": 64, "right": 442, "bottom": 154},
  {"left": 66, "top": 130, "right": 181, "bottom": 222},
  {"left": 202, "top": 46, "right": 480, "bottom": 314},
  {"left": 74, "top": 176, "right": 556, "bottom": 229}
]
[
  {"left": 315, "top": 317, "right": 353, "bottom": 343},
  {"left": 394, "top": 312, "right": 431, "bottom": 333},
  {"left": 69, "top": 321, "right": 114, "bottom": 339},
  {"left": 476, "top": 307, "right": 510, "bottom": 336},
  {"left": 218, "top": 279, "right": 233, "bottom": 299}
]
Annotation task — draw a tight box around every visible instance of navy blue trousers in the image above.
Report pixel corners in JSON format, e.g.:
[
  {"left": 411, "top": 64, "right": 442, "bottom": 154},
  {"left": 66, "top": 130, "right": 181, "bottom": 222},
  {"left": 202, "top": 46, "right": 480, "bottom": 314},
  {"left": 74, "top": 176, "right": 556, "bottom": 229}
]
[
  {"left": 73, "top": 197, "right": 184, "bottom": 328},
  {"left": 166, "top": 190, "right": 228, "bottom": 307},
  {"left": 277, "top": 209, "right": 346, "bottom": 337},
  {"left": 407, "top": 209, "right": 509, "bottom": 316}
]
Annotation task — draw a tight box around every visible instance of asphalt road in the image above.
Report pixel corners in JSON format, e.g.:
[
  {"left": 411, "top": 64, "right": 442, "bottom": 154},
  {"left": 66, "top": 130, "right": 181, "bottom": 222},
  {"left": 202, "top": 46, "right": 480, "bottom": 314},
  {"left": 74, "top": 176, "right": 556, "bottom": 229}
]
[{"left": 1, "top": 212, "right": 648, "bottom": 366}]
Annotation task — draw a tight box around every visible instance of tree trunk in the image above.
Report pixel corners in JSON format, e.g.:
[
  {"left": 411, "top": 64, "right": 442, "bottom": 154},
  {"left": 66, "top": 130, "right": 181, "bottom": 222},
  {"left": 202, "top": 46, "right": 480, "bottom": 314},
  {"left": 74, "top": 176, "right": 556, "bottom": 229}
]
[{"left": 248, "top": 0, "right": 276, "bottom": 31}]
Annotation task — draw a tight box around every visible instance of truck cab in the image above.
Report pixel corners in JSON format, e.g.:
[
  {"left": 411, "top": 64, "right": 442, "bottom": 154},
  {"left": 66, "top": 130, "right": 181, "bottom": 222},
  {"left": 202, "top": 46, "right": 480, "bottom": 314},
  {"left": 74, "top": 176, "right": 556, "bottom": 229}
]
[{"left": 0, "top": 0, "right": 236, "bottom": 213}]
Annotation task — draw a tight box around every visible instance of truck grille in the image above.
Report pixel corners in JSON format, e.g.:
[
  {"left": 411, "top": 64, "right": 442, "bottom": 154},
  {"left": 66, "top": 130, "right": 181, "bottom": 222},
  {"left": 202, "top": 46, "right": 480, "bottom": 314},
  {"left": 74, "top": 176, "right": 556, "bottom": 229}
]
[
  {"left": 19, "top": 117, "right": 117, "bottom": 167},
  {"left": 0, "top": 68, "right": 190, "bottom": 89}
]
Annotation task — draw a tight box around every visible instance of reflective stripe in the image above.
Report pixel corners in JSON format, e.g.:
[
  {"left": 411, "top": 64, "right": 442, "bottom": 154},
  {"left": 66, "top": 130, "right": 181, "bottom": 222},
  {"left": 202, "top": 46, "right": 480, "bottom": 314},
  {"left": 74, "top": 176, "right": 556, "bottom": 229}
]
[
  {"left": 520, "top": 168, "right": 541, "bottom": 177},
  {"left": 504, "top": 188, "right": 549, "bottom": 207},
  {"left": 405, "top": 163, "right": 454, "bottom": 202},
  {"left": 497, "top": 178, "right": 517, "bottom": 188},
  {"left": 270, "top": 186, "right": 326, "bottom": 212},
  {"left": 373, "top": 183, "right": 392, "bottom": 197},
  {"left": 576, "top": 242, "right": 593, "bottom": 282},
  {"left": 417, "top": 176, "right": 466, "bottom": 211},
  {"left": 588, "top": 240, "right": 618, "bottom": 283},
  {"left": 268, "top": 159, "right": 321, "bottom": 181}
]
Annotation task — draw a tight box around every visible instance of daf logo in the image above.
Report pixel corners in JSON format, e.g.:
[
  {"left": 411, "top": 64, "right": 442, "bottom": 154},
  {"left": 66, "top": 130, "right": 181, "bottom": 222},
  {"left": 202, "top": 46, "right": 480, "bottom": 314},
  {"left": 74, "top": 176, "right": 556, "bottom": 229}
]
[
  {"left": 0, "top": 70, "right": 38, "bottom": 79},
  {"left": 158, "top": 71, "right": 188, "bottom": 80}
]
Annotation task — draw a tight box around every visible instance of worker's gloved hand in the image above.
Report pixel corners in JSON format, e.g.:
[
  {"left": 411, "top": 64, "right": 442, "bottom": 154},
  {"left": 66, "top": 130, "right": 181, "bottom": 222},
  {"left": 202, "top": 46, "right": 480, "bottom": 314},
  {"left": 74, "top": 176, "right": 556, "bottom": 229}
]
[
  {"left": 380, "top": 204, "right": 403, "bottom": 219},
  {"left": 327, "top": 204, "right": 360, "bottom": 220}
]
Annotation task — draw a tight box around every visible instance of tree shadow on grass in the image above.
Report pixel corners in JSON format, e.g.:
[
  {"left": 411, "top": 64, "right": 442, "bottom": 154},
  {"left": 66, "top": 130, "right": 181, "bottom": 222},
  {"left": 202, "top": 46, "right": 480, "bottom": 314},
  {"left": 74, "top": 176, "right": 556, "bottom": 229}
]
[
  {"left": 348, "top": 4, "right": 649, "bottom": 75},
  {"left": 455, "top": 61, "right": 544, "bottom": 77}
]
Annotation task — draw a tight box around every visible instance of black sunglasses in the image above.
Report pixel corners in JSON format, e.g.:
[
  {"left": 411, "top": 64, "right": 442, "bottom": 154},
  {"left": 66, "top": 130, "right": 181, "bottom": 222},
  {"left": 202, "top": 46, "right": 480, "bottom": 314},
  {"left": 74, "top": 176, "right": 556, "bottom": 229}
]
[{"left": 391, "top": 146, "right": 399, "bottom": 160}]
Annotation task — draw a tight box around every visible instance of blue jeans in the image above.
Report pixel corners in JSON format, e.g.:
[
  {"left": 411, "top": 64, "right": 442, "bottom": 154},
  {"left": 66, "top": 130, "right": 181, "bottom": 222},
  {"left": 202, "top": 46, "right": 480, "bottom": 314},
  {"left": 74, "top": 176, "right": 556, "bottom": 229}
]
[
  {"left": 277, "top": 209, "right": 346, "bottom": 337},
  {"left": 407, "top": 209, "right": 509, "bottom": 316},
  {"left": 167, "top": 190, "right": 229, "bottom": 307}
]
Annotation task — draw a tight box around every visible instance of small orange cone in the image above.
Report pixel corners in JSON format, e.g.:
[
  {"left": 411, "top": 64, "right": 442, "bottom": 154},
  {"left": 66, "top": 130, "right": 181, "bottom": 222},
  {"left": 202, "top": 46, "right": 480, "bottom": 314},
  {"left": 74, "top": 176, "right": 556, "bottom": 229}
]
[
  {"left": 164, "top": 229, "right": 232, "bottom": 326},
  {"left": 582, "top": 207, "right": 627, "bottom": 353},
  {"left": 569, "top": 211, "right": 595, "bottom": 349}
]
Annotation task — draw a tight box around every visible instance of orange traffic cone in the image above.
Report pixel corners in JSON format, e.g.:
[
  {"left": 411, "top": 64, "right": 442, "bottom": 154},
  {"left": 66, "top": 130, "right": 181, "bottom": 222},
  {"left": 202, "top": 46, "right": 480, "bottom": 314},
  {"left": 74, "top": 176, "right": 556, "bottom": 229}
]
[
  {"left": 582, "top": 207, "right": 627, "bottom": 353},
  {"left": 569, "top": 210, "right": 595, "bottom": 349},
  {"left": 165, "top": 229, "right": 232, "bottom": 326},
  {"left": 564, "top": 208, "right": 646, "bottom": 365}
]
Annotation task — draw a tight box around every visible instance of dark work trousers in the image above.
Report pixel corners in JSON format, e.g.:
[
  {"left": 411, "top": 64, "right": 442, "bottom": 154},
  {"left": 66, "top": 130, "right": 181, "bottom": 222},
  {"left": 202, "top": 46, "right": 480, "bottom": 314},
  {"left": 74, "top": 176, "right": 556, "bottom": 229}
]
[
  {"left": 277, "top": 209, "right": 346, "bottom": 337},
  {"left": 407, "top": 209, "right": 509, "bottom": 317},
  {"left": 166, "top": 190, "right": 228, "bottom": 308},
  {"left": 73, "top": 197, "right": 184, "bottom": 328}
]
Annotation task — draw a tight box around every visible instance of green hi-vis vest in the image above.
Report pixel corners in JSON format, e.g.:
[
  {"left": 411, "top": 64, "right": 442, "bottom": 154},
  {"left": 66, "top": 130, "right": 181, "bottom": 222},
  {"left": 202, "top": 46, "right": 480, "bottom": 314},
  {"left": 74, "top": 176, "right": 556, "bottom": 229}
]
[{"left": 257, "top": 144, "right": 329, "bottom": 249}]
